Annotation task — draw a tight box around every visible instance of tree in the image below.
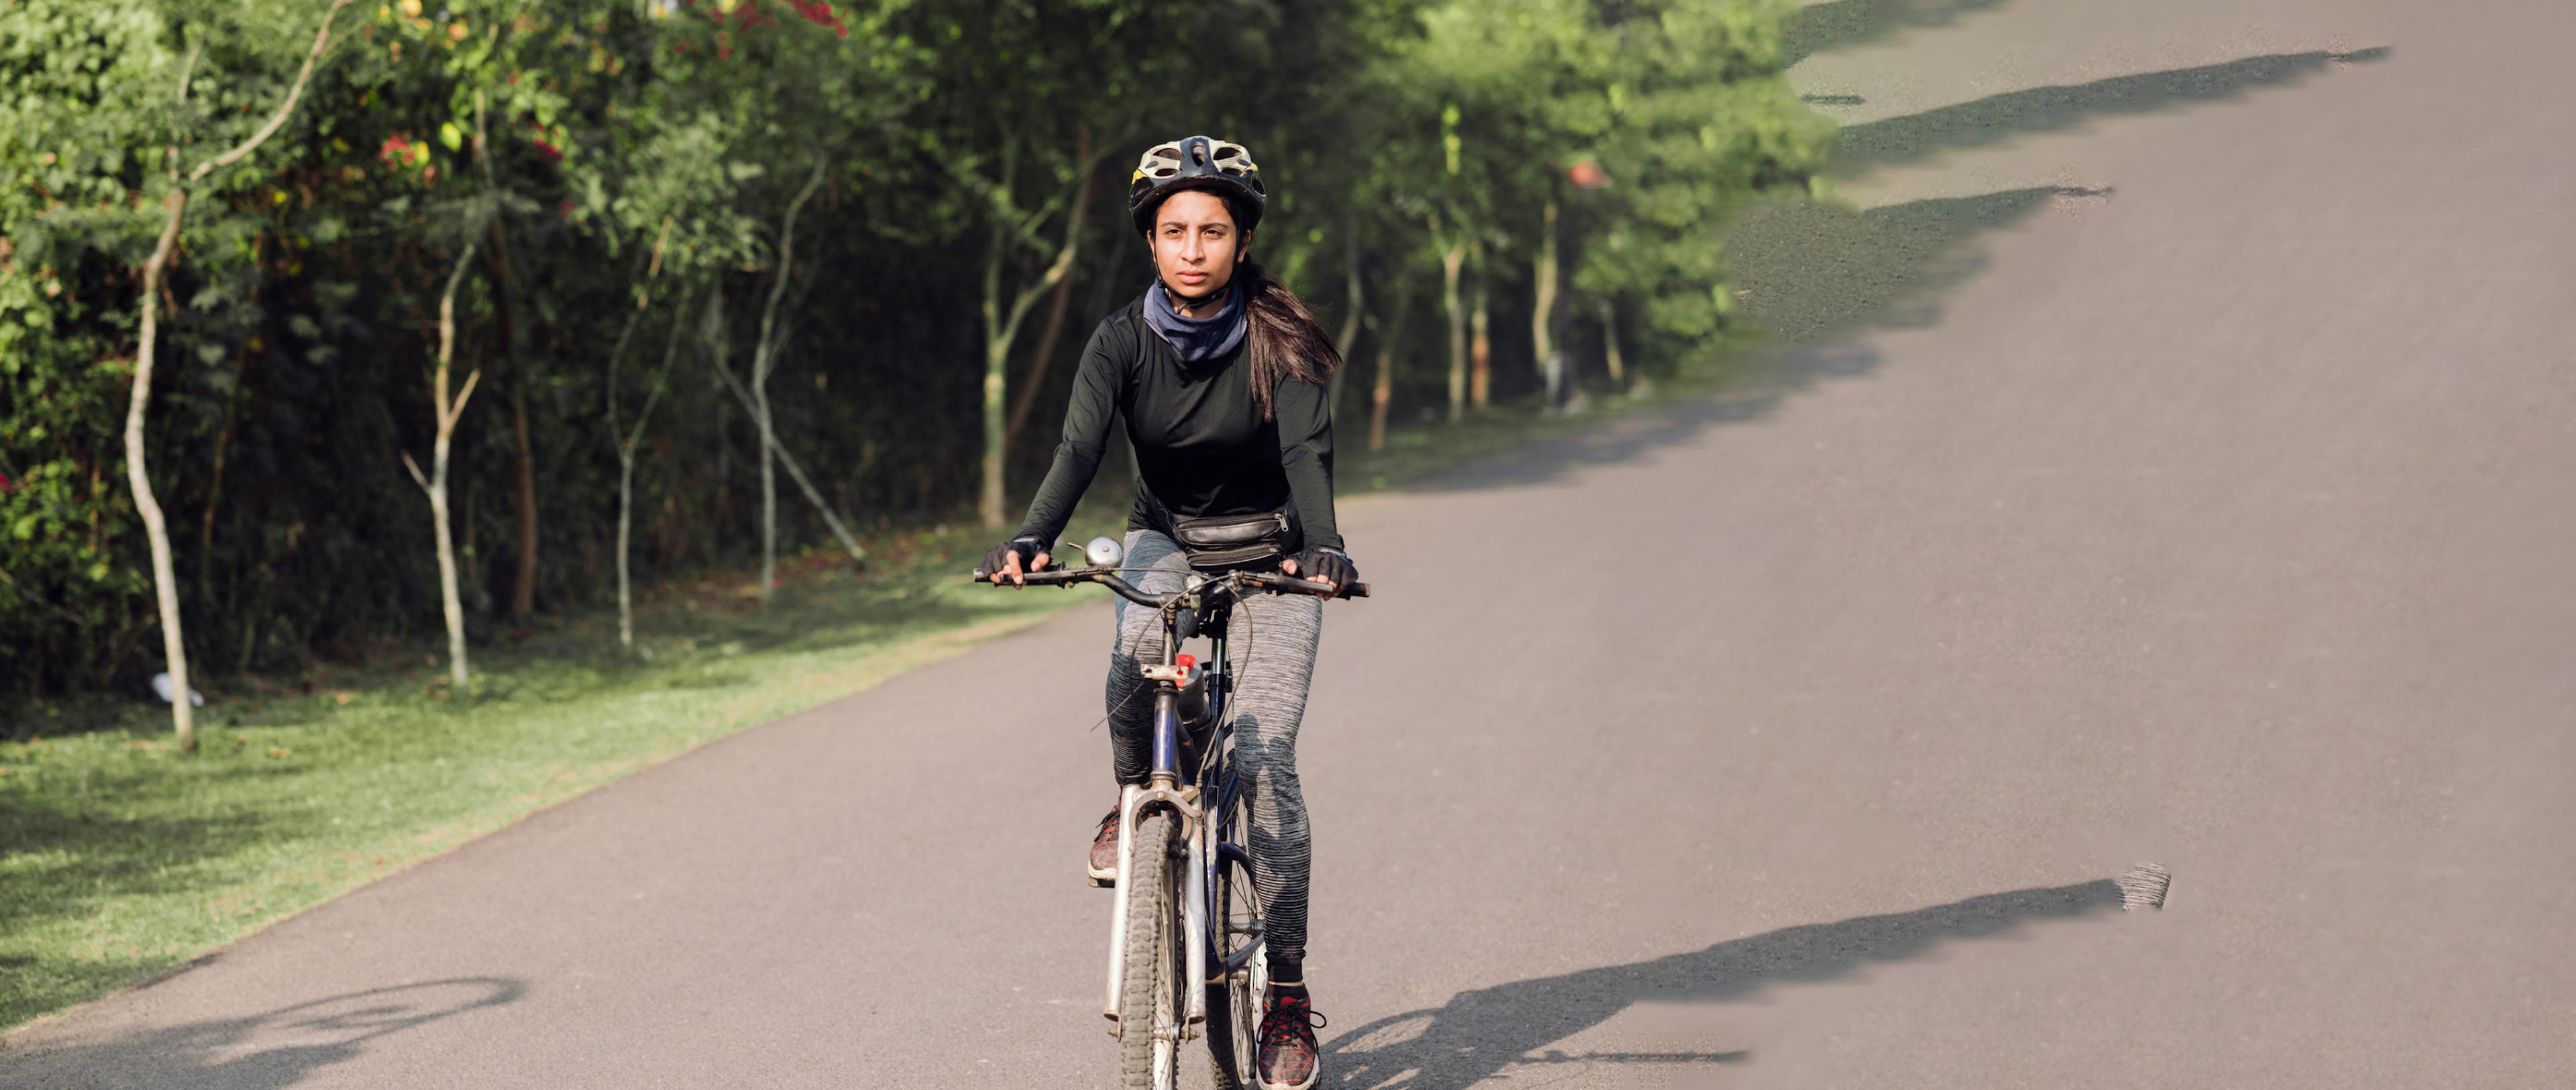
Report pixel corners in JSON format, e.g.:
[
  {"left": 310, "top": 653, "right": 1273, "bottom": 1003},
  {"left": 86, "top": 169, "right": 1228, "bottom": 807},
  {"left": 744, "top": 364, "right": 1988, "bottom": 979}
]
[
  {"left": 901, "top": 3, "right": 1124, "bottom": 531},
  {"left": 998, "top": 124, "right": 1101, "bottom": 457},
  {"left": 124, "top": 0, "right": 354, "bottom": 747},
  {"left": 905, "top": 0, "right": 1291, "bottom": 529},
  {"left": 602, "top": 234, "right": 686, "bottom": 650},
  {"left": 668, "top": 0, "right": 901, "bottom": 596},
  {"left": 1573, "top": 0, "right": 1835, "bottom": 366},
  {"left": 1407, "top": 0, "right": 1607, "bottom": 408},
  {"left": 712, "top": 161, "right": 835, "bottom": 602},
  {"left": 399, "top": 237, "right": 484, "bottom": 693}
]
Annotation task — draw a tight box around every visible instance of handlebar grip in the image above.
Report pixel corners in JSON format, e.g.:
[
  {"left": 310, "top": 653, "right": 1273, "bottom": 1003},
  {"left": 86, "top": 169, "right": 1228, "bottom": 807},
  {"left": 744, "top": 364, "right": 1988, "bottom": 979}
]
[
  {"left": 1258, "top": 574, "right": 1369, "bottom": 599},
  {"left": 973, "top": 567, "right": 1086, "bottom": 586}
]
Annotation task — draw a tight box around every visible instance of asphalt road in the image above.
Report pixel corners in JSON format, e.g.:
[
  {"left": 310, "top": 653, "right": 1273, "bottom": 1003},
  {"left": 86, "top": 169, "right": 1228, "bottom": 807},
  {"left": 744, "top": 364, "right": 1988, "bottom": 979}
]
[{"left": 9, "top": 0, "right": 2575, "bottom": 1085}]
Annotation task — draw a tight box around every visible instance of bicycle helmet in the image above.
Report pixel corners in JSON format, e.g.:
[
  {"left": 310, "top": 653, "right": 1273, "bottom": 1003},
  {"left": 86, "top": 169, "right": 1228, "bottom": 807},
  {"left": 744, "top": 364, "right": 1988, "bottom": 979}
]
[{"left": 1128, "top": 135, "right": 1265, "bottom": 237}]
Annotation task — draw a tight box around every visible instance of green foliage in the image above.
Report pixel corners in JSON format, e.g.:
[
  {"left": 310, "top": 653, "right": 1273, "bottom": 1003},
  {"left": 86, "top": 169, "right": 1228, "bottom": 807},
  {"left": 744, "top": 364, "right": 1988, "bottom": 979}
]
[
  {"left": 0, "top": 0, "right": 1825, "bottom": 701},
  {"left": 1570, "top": 0, "right": 1835, "bottom": 345}
]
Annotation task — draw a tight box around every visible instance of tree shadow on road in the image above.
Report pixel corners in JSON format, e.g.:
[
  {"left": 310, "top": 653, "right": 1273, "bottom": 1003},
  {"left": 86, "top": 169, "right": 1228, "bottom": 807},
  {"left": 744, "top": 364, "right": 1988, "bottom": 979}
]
[
  {"left": 1835, "top": 48, "right": 2393, "bottom": 177},
  {"left": 0, "top": 977, "right": 525, "bottom": 1089},
  {"left": 1407, "top": 185, "right": 2099, "bottom": 494},
  {"left": 1728, "top": 184, "right": 2113, "bottom": 344},
  {"left": 1322, "top": 880, "right": 2120, "bottom": 1089},
  {"left": 1785, "top": 0, "right": 2017, "bottom": 68}
]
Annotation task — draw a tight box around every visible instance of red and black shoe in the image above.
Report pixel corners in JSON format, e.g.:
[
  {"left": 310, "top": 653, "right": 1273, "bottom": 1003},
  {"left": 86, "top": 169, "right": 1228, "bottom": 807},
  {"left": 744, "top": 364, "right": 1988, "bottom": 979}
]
[
  {"left": 1256, "top": 991, "right": 1327, "bottom": 1090},
  {"left": 1087, "top": 806, "right": 1120, "bottom": 887}
]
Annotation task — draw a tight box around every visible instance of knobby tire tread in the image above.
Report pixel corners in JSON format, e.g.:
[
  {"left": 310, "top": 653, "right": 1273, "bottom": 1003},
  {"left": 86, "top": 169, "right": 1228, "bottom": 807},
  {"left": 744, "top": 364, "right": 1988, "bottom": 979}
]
[{"left": 1118, "top": 810, "right": 1179, "bottom": 1089}]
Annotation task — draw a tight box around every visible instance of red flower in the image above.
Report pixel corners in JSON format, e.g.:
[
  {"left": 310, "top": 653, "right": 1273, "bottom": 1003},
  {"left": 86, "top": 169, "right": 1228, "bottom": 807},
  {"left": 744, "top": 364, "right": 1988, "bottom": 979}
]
[
  {"left": 0, "top": 473, "right": 14, "bottom": 494},
  {"left": 533, "top": 139, "right": 562, "bottom": 163},
  {"left": 786, "top": 0, "right": 847, "bottom": 35},
  {"left": 684, "top": 0, "right": 845, "bottom": 38}
]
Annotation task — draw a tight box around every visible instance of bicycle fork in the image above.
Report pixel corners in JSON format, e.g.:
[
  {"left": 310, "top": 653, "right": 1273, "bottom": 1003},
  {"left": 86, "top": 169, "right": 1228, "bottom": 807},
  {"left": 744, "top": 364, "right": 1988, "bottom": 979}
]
[{"left": 1103, "top": 686, "right": 1210, "bottom": 1034}]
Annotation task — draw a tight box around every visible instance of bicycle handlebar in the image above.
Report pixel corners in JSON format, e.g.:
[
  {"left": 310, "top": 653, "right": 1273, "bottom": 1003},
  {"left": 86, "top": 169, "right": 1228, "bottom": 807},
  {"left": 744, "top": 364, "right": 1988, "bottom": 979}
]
[{"left": 973, "top": 566, "right": 1370, "bottom": 602}]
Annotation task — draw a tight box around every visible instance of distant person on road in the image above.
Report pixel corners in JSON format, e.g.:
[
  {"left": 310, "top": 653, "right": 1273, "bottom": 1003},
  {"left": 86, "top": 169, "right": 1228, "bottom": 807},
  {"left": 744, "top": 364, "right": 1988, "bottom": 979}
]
[{"left": 978, "top": 134, "right": 1350, "bottom": 1090}]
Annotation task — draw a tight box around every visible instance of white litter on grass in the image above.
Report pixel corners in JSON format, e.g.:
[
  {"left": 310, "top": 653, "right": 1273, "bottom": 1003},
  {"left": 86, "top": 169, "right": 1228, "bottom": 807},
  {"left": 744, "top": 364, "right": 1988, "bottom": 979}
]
[{"left": 150, "top": 673, "right": 205, "bottom": 708}]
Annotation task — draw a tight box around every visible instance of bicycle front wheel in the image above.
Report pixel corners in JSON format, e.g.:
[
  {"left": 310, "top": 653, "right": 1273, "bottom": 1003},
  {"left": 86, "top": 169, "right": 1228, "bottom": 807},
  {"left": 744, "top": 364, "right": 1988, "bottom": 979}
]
[{"left": 1118, "top": 808, "right": 1185, "bottom": 1090}]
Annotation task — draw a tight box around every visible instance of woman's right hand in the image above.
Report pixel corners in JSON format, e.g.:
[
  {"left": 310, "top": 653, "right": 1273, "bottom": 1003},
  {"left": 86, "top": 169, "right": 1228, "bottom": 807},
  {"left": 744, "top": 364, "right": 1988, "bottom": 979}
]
[{"left": 976, "top": 537, "right": 1052, "bottom": 587}]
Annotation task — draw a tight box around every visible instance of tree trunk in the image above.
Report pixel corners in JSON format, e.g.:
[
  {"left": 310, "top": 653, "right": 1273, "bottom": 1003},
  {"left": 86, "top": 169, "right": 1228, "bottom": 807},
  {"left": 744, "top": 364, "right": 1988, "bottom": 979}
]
[
  {"left": 508, "top": 389, "right": 536, "bottom": 614},
  {"left": 1534, "top": 197, "right": 1562, "bottom": 406},
  {"left": 428, "top": 443, "right": 466, "bottom": 690},
  {"left": 123, "top": 0, "right": 351, "bottom": 745},
  {"left": 1440, "top": 241, "right": 1466, "bottom": 423},
  {"left": 973, "top": 325, "right": 1004, "bottom": 531},
  {"left": 1369, "top": 334, "right": 1395, "bottom": 453},
  {"left": 474, "top": 89, "right": 539, "bottom": 618},
  {"left": 706, "top": 252, "right": 863, "bottom": 571},
  {"left": 710, "top": 360, "right": 868, "bottom": 565},
  {"left": 129, "top": 188, "right": 193, "bottom": 750},
  {"left": 610, "top": 286, "right": 684, "bottom": 650},
  {"left": 1002, "top": 125, "right": 1098, "bottom": 453},
  {"left": 1468, "top": 249, "right": 1491, "bottom": 410},
  {"left": 1366, "top": 292, "right": 1412, "bottom": 453},
  {"left": 1330, "top": 230, "right": 1362, "bottom": 421},
  {"left": 755, "top": 376, "right": 776, "bottom": 598},
  {"left": 710, "top": 321, "right": 732, "bottom": 527},
  {"left": 402, "top": 243, "right": 483, "bottom": 694},
  {"left": 199, "top": 347, "right": 250, "bottom": 564},
  {"left": 978, "top": 231, "right": 1079, "bottom": 529},
  {"left": 747, "top": 164, "right": 826, "bottom": 602},
  {"left": 616, "top": 455, "right": 637, "bottom": 647},
  {"left": 1599, "top": 297, "right": 1625, "bottom": 387}
]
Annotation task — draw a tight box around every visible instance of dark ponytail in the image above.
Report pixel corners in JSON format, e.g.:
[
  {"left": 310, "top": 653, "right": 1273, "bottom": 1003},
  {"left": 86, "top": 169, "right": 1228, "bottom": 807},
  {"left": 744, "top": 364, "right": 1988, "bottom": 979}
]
[{"left": 1237, "top": 262, "right": 1342, "bottom": 421}]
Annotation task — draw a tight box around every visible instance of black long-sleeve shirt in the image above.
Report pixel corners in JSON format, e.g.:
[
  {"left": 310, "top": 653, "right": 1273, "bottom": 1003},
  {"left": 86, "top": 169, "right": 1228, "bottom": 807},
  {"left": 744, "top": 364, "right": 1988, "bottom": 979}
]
[{"left": 1015, "top": 298, "right": 1342, "bottom": 553}]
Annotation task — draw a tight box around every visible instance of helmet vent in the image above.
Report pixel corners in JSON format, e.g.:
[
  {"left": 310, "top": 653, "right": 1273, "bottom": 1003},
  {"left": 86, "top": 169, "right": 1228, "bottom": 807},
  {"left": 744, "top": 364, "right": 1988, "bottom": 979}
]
[{"left": 1128, "top": 135, "right": 1265, "bottom": 235}]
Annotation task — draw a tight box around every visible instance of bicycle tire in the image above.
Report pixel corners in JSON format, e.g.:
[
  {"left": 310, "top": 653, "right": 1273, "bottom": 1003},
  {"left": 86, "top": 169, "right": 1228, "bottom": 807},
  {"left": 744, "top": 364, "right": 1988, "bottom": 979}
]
[
  {"left": 1118, "top": 809, "right": 1183, "bottom": 1089},
  {"left": 1203, "top": 835, "right": 1266, "bottom": 1089}
]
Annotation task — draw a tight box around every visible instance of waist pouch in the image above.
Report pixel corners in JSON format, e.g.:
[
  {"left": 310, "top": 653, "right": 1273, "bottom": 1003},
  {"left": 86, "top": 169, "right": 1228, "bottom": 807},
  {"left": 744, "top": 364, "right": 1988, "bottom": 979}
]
[{"left": 1169, "top": 507, "right": 1301, "bottom": 571}]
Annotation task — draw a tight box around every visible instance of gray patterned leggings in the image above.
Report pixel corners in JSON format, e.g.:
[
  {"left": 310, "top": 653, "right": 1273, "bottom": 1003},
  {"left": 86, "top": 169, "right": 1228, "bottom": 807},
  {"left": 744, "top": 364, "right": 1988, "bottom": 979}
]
[{"left": 1106, "top": 530, "right": 1322, "bottom": 964}]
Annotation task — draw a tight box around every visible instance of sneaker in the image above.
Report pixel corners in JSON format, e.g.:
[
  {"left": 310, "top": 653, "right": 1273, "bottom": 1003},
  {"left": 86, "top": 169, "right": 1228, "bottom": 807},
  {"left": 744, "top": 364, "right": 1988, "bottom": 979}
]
[
  {"left": 1087, "top": 806, "right": 1120, "bottom": 887},
  {"left": 1256, "top": 992, "right": 1326, "bottom": 1090}
]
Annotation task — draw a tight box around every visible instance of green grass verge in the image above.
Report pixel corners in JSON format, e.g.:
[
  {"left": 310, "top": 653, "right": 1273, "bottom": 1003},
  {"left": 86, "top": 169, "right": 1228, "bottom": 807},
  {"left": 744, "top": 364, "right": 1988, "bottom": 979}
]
[
  {"left": 0, "top": 351, "right": 1756, "bottom": 1033},
  {"left": 0, "top": 512, "right": 1132, "bottom": 1031}
]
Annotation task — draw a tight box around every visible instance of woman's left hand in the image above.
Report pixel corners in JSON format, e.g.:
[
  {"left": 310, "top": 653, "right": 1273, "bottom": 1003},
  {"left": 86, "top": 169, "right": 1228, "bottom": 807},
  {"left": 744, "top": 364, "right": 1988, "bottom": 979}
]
[{"left": 1281, "top": 549, "right": 1357, "bottom": 599}]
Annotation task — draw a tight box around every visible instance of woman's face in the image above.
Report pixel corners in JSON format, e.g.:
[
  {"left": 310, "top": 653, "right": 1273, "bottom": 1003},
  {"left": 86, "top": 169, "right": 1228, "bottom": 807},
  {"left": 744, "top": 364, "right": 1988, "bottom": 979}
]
[{"left": 1150, "top": 189, "right": 1245, "bottom": 307}]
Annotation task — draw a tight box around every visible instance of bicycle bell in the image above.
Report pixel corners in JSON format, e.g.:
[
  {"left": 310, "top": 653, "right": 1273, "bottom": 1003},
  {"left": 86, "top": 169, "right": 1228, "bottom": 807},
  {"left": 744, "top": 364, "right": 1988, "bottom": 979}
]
[{"left": 1084, "top": 536, "right": 1124, "bottom": 567}]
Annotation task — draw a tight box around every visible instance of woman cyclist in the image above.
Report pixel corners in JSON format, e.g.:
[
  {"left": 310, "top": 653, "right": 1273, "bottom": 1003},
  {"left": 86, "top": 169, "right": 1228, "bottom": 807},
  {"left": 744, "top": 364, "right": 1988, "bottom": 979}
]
[{"left": 977, "top": 134, "right": 1352, "bottom": 1090}]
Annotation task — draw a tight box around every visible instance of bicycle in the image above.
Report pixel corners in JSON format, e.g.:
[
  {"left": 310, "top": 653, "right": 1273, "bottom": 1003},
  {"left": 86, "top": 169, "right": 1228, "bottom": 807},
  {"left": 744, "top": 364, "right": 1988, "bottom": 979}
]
[{"left": 978, "top": 537, "right": 1368, "bottom": 1089}]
